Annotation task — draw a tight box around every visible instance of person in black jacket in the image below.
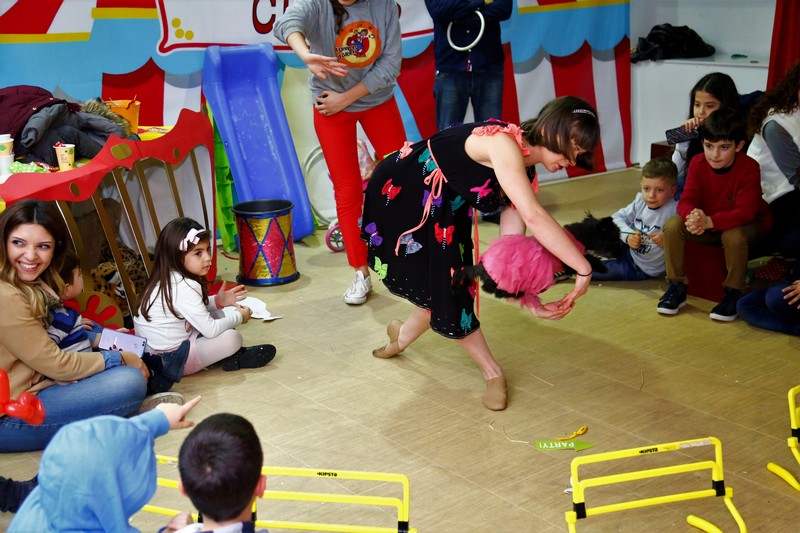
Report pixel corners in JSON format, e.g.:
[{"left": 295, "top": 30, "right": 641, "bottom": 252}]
[{"left": 425, "top": 0, "right": 512, "bottom": 131}]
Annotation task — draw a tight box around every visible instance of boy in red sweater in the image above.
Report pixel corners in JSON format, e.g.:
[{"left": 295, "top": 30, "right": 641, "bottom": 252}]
[{"left": 657, "top": 107, "right": 771, "bottom": 320}]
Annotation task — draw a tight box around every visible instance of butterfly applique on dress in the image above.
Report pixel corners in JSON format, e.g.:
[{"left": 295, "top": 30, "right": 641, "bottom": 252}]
[
  {"left": 374, "top": 257, "right": 388, "bottom": 279},
  {"left": 364, "top": 222, "right": 383, "bottom": 246},
  {"left": 398, "top": 141, "right": 414, "bottom": 159},
  {"left": 470, "top": 179, "right": 493, "bottom": 204},
  {"left": 382, "top": 180, "right": 401, "bottom": 205},
  {"left": 450, "top": 195, "right": 465, "bottom": 213},
  {"left": 422, "top": 190, "right": 442, "bottom": 215},
  {"left": 434, "top": 223, "right": 453, "bottom": 248},
  {"left": 399, "top": 233, "right": 422, "bottom": 255},
  {"left": 418, "top": 148, "right": 438, "bottom": 174},
  {"left": 460, "top": 309, "right": 474, "bottom": 333}
]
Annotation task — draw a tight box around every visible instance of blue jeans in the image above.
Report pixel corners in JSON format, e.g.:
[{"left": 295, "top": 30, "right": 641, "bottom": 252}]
[
  {"left": 0, "top": 366, "right": 146, "bottom": 452},
  {"left": 737, "top": 282, "right": 800, "bottom": 336},
  {"left": 591, "top": 251, "right": 655, "bottom": 282},
  {"left": 433, "top": 70, "right": 504, "bottom": 131}
]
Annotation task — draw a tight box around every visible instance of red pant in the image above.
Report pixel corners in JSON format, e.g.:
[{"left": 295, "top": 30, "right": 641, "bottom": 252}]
[{"left": 313, "top": 97, "right": 407, "bottom": 268}]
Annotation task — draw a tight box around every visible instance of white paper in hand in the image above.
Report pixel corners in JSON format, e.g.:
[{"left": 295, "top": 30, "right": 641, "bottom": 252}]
[{"left": 221, "top": 296, "right": 282, "bottom": 321}]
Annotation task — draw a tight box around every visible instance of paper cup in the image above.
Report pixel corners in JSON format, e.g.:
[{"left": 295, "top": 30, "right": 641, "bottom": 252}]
[
  {"left": 0, "top": 155, "right": 13, "bottom": 183},
  {"left": 54, "top": 144, "right": 75, "bottom": 171},
  {"left": 0, "top": 137, "right": 13, "bottom": 157}
]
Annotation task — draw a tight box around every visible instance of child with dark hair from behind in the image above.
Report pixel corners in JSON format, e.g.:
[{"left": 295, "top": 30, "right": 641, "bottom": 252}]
[
  {"left": 164, "top": 413, "right": 268, "bottom": 533},
  {"left": 658, "top": 107, "right": 771, "bottom": 321},
  {"left": 48, "top": 248, "right": 190, "bottom": 395},
  {"left": 592, "top": 158, "right": 678, "bottom": 281}
]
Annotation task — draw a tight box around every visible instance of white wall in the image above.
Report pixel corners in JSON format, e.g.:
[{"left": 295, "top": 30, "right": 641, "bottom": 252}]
[
  {"left": 629, "top": 0, "right": 776, "bottom": 165},
  {"left": 630, "top": 0, "right": 776, "bottom": 59}
]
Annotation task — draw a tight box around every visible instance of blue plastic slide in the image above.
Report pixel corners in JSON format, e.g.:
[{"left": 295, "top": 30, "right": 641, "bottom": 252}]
[{"left": 203, "top": 42, "right": 314, "bottom": 241}]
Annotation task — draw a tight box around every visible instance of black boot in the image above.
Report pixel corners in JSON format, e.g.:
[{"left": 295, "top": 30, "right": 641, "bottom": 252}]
[
  {"left": 220, "top": 344, "right": 276, "bottom": 371},
  {"left": 0, "top": 475, "right": 37, "bottom": 513},
  {"left": 141, "top": 340, "right": 190, "bottom": 394}
]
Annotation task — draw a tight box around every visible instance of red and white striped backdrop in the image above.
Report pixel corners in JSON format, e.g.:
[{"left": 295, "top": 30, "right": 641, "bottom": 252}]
[{"left": 1, "top": 0, "right": 632, "bottom": 182}]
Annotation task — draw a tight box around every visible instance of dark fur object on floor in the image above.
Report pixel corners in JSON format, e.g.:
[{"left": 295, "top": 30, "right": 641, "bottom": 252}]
[
  {"left": 563, "top": 212, "right": 621, "bottom": 274},
  {"left": 80, "top": 98, "right": 132, "bottom": 137}
]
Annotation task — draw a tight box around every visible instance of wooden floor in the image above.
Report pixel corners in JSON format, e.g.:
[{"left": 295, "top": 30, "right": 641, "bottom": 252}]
[{"left": 3, "top": 168, "right": 800, "bottom": 532}]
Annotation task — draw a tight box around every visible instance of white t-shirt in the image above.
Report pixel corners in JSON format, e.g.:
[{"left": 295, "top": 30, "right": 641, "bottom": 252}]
[
  {"left": 133, "top": 272, "right": 241, "bottom": 351},
  {"left": 611, "top": 192, "right": 678, "bottom": 277}
]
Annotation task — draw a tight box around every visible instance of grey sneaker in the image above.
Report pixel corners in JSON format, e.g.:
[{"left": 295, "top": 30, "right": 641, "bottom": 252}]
[
  {"left": 343, "top": 271, "right": 372, "bottom": 305},
  {"left": 137, "top": 392, "right": 185, "bottom": 414}
]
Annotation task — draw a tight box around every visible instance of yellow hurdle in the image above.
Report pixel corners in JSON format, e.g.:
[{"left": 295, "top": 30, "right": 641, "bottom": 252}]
[
  {"left": 564, "top": 436, "right": 746, "bottom": 532},
  {"left": 141, "top": 455, "right": 417, "bottom": 533},
  {"left": 766, "top": 384, "right": 800, "bottom": 491}
]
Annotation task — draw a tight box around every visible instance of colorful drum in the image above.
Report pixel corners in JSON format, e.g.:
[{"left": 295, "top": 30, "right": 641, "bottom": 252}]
[{"left": 232, "top": 199, "right": 299, "bottom": 286}]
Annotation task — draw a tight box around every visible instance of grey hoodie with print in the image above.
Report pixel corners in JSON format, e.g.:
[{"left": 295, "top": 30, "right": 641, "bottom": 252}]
[{"left": 274, "top": 0, "right": 402, "bottom": 112}]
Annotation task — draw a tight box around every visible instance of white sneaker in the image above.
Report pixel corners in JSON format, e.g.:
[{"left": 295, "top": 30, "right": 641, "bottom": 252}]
[{"left": 343, "top": 271, "right": 372, "bottom": 305}]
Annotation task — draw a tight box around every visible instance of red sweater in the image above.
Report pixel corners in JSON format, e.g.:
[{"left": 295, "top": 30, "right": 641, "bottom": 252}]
[{"left": 677, "top": 153, "right": 771, "bottom": 233}]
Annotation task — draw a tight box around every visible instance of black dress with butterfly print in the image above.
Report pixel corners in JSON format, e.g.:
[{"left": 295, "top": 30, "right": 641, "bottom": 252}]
[{"left": 360, "top": 121, "right": 532, "bottom": 338}]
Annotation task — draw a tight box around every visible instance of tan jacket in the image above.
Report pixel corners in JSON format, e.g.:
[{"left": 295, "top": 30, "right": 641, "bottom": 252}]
[{"left": 0, "top": 281, "right": 105, "bottom": 403}]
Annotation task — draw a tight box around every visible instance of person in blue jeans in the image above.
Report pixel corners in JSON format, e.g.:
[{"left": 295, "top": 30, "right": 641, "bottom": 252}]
[
  {"left": 737, "top": 279, "right": 800, "bottom": 336},
  {"left": 425, "top": 0, "right": 512, "bottom": 131},
  {"left": 593, "top": 158, "right": 678, "bottom": 281},
  {"left": 426, "top": 0, "right": 512, "bottom": 224},
  {"left": 0, "top": 199, "right": 148, "bottom": 452}
]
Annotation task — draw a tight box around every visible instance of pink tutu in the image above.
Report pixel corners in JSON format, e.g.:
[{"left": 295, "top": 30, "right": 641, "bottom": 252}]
[{"left": 480, "top": 234, "right": 566, "bottom": 309}]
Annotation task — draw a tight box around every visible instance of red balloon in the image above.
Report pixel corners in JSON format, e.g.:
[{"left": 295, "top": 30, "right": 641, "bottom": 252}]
[
  {"left": 1, "top": 390, "right": 46, "bottom": 425},
  {"left": 4, "top": 400, "right": 33, "bottom": 421},
  {"left": 0, "top": 369, "right": 10, "bottom": 404}
]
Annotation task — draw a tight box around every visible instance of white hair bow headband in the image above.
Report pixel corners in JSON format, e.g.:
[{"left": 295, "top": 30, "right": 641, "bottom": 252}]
[{"left": 179, "top": 228, "right": 202, "bottom": 251}]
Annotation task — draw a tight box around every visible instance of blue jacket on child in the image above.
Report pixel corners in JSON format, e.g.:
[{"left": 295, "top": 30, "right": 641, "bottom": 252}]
[{"left": 9, "top": 409, "right": 169, "bottom": 533}]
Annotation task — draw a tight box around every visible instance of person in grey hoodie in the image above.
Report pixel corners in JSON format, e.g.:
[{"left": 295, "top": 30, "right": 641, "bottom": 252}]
[{"left": 274, "top": 0, "right": 408, "bottom": 306}]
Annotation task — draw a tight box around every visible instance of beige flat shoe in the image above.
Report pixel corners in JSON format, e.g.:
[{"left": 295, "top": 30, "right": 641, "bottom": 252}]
[
  {"left": 482, "top": 376, "right": 508, "bottom": 411},
  {"left": 372, "top": 319, "right": 404, "bottom": 359}
]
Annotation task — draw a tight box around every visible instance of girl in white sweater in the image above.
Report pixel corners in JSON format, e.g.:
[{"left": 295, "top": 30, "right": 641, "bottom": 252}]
[{"left": 134, "top": 218, "right": 275, "bottom": 374}]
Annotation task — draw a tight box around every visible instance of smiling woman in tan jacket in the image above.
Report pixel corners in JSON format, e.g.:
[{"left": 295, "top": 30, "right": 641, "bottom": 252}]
[{"left": 0, "top": 199, "right": 148, "bottom": 452}]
